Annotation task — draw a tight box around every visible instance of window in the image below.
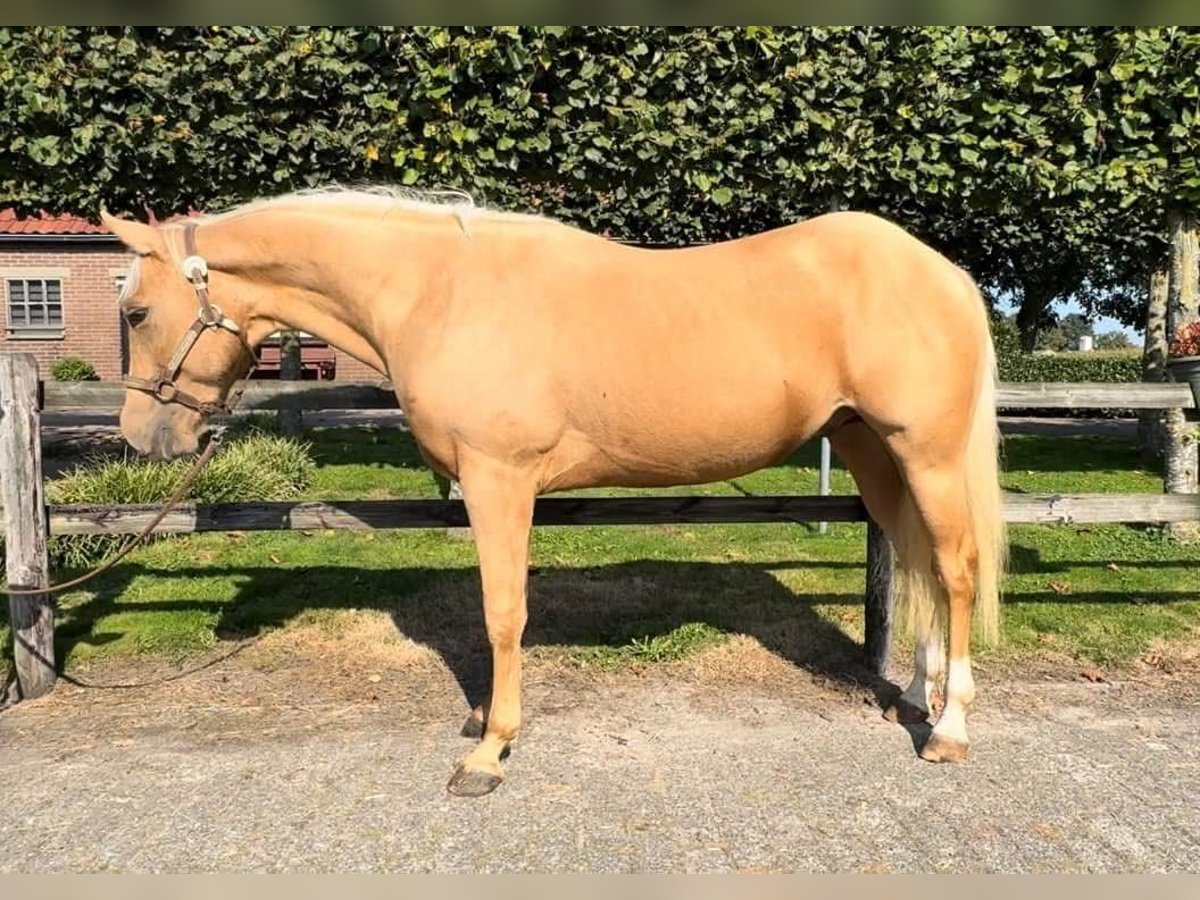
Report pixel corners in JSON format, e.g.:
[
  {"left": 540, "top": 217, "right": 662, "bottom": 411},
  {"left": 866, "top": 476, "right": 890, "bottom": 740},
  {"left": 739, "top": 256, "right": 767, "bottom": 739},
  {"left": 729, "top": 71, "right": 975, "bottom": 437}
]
[{"left": 6, "top": 277, "right": 64, "bottom": 337}]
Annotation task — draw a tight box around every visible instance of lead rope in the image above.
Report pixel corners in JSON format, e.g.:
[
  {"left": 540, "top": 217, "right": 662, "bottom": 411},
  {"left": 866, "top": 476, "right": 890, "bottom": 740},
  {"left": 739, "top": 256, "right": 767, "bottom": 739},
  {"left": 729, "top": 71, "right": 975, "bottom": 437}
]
[{"left": 2, "top": 435, "right": 223, "bottom": 597}]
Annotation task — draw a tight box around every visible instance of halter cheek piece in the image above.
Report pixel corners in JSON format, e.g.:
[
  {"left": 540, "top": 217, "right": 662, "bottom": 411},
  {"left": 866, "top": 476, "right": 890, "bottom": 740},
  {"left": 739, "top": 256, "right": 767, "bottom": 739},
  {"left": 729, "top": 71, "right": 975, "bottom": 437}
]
[{"left": 123, "top": 221, "right": 256, "bottom": 416}]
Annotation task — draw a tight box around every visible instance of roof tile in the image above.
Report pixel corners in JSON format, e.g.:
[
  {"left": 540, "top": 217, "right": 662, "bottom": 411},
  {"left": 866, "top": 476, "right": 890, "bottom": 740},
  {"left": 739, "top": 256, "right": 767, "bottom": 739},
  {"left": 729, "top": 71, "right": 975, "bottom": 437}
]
[{"left": 0, "top": 208, "right": 110, "bottom": 235}]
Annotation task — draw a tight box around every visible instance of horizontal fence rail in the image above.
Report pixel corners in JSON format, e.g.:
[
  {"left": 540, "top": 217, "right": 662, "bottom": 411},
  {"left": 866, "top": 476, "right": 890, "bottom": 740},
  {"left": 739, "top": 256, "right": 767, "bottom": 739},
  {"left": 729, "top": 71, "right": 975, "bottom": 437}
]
[
  {"left": 42, "top": 380, "right": 399, "bottom": 411},
  {"left": 11, "top": 378, "right": 1200, "bottom": 536},
  {"left": 34, "top": 497, "right": 871, "bottom": 535},
  {"left": 39, "top": 380, "right": 1197, "bottom": 412},
  {"left": 993, "top": 382, "right": 1193, "bottom": 410},
  {"left": 9, "top": 492, "right": 1199, "bottom": 537}
]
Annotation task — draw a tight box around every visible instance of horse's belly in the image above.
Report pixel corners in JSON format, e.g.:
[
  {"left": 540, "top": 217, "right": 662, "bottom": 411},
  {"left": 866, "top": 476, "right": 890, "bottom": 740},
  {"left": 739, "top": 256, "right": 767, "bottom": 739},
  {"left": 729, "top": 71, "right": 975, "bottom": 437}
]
[{"left": 545, "top": 390, "right": 826, "bottom": 492}]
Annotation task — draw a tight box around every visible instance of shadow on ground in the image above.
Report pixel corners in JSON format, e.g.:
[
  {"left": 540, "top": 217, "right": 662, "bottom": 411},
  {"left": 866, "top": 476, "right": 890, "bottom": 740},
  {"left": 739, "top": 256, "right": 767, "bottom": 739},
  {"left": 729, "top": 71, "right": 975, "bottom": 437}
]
[
  {"left": 47, "top": 558, "right": 883, "bottom": 710},
  {"left": 23, "top": 546, "right": 1200, "bottom": 717}
]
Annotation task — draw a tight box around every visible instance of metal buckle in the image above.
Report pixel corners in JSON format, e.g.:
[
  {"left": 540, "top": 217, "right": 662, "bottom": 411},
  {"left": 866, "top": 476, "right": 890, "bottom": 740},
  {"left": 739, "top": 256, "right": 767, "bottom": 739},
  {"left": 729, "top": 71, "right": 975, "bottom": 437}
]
[
  {"left": 198, "top": 304, "right": 223, "bottom": 327},
  {"left": 182, "top": 254, "right": 208, "bottom": 282},
  {"left": 153, "top": 379, "right": 178, "bottom": 402}
]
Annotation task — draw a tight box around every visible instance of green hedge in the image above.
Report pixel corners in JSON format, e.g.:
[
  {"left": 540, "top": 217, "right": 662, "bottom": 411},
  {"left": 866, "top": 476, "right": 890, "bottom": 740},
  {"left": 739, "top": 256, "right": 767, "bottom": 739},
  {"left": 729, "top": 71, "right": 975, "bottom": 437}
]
[
  {"left": 999, "top": 351, "right": 1142, "bottom": 383},
  {"left": 991, "top": 315, "right": 1141, "bottom": 383},
  {"left": 1, "top": 26, "right": 1190, "bottom": 295},
  {"left": 989, "top": 314, "right": 1142, "bottom": 417}
]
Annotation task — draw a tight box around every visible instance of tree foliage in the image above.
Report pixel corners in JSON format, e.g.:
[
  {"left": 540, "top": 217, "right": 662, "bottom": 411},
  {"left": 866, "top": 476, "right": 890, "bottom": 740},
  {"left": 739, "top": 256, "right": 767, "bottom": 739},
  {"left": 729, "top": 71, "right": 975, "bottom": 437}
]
[
  {"left": 1037, "top": 313, "right": 1092, "bottom": 352},
  {"left": 1095, "top": 330, "right": 1134, "bottom": 350},
  {"left": 0, "top": 26, "right": 1195, "bottom": 333}
]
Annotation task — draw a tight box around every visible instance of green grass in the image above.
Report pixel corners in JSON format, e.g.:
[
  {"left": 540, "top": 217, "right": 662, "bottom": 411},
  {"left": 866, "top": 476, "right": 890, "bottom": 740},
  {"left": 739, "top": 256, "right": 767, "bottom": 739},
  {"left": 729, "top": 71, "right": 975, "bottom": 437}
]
[
  {"left": 5, "top": 428, "right": 1200, "bottom": 680},
  {"left": 570, "top": 622, "right": 728, "bottom": 669}
]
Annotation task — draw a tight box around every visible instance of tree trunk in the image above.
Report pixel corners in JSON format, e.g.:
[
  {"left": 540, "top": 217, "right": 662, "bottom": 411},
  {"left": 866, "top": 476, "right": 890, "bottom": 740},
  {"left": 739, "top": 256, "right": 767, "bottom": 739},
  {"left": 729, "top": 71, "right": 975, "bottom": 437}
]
[
  {"left": 1015, "top": 285, "right": 1047, "bottom": 352},
  {"left": 1138, "top": 263, "right": 1170, "bottom": 464},
  {"left": 1164, "top": 208, "right": 1200, "bottom": 540}
]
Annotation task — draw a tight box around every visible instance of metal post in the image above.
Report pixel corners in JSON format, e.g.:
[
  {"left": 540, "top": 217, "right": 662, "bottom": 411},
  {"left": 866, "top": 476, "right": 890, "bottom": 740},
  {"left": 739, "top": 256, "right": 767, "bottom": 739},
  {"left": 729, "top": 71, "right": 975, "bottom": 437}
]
[
  {"left": 818, "top": 436, "right": 831, "bottom": 535},
  {"left": 818, "top": 194, "right": 846, "bottom": 536}
]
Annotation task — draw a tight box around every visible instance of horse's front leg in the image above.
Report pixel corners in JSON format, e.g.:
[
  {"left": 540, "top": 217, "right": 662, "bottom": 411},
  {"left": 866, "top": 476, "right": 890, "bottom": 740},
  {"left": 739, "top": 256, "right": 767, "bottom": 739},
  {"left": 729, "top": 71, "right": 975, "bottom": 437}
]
[{"left": 446, "top": 459, "right": 536, "bottom": 798}]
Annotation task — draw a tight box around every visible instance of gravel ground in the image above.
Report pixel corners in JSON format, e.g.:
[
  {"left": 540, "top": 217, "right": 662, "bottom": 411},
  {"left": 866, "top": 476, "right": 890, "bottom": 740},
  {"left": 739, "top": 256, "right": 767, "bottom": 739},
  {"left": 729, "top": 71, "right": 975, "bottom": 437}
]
[{"left": 1, "top": 658, "right": 1197, "bottom": 874}]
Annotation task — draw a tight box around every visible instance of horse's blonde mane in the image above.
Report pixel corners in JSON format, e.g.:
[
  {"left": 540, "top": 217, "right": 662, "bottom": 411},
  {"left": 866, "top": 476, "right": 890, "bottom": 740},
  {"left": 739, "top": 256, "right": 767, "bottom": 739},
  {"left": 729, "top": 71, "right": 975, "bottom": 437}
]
[
  {"left": 150, "top": 186, "right": 561, "bottom": 276},
  {"left": 201, "top": 185, "right": 549, "bottom": 235}
]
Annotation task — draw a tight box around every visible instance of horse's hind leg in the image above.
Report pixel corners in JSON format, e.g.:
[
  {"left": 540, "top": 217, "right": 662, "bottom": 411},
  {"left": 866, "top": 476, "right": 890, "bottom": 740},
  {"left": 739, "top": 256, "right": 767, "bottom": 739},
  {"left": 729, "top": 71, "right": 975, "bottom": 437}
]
[
  {"left": 831, "top": 421, "right": 940, "bottom": 724},
  {"left": 895, "top": 462, "right": 978, "bottom": 762},
  {"left": 445, "top": 458, "right": 536, "bottom": 797}
]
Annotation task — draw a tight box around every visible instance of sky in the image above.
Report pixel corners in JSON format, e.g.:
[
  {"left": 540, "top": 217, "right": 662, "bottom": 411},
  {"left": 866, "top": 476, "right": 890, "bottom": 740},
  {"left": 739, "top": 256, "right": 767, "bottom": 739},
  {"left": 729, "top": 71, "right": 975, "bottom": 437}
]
[{"left": 995, "top": 296, "right": 1141, "bottom": 344}]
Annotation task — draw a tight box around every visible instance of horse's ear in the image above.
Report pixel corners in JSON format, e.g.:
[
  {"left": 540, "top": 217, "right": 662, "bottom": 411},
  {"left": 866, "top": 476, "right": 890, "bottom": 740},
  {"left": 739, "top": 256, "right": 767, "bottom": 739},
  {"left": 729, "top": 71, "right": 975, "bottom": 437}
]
[{"left": 100, "top": 209, "right": 164, "bottom": 257}]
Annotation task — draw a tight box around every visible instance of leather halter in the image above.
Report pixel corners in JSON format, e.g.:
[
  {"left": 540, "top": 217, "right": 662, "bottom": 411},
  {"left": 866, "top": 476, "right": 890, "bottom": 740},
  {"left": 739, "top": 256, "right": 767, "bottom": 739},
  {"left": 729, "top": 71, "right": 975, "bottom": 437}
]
[{"left": 123, "top": 222, "right": 255, "bottom": 416}]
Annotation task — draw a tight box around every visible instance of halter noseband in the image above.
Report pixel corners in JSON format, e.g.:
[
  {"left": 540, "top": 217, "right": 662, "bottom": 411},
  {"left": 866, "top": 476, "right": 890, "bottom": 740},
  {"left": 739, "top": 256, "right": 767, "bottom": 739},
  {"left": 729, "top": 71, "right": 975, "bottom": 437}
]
[{"left": 124, "top": 221, "right": 255, "bottom": 416}]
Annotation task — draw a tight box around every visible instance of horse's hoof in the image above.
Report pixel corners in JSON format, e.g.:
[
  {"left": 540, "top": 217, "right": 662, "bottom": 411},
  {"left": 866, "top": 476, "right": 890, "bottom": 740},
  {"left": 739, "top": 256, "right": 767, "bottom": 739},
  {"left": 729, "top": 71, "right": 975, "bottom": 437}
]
[
  {"left": 460, "top": 713, "right": 485, "bottom": 739},
  {"left": 883, "top": 697, "right": 929, "bottom": 725},
  {"left": 919, "top": 733, "right": 969, "bottom": 763},
  {"left": 447, "top": 765, "right": 504, "bottom": 798}
]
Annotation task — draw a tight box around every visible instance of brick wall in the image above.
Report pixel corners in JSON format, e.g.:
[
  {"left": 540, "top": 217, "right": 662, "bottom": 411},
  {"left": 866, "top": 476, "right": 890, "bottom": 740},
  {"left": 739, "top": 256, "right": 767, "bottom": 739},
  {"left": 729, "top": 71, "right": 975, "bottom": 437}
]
[
  {"left": 0, "top": 242, "right": 132, "bottom": 381},
  {"left": 333, "top": 351, "right": 388, "bottom": 383}
]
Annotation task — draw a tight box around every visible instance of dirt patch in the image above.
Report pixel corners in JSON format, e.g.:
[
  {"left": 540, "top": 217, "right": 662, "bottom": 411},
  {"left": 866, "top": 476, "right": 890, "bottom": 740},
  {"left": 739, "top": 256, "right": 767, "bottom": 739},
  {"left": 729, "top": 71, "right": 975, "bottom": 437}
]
[
  {"left": 15, "top": 615, "right": 1200, "bottom": 752},
  {"left": 13, "top": 619, "right": 455, "bottom": 743},
  {"left": 970, "top": 634, "right": 1200, "bottom": 710},
  {"left": 7, "top": 625, "right": 858, "bottom": 748}
]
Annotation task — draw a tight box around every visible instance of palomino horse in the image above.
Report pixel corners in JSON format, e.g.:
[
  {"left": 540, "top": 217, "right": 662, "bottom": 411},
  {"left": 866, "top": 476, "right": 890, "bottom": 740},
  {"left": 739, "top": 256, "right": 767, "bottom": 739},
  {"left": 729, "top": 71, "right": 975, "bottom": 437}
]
[{"left": 103, "top": 189, "right": 1004, "bottom": 797}]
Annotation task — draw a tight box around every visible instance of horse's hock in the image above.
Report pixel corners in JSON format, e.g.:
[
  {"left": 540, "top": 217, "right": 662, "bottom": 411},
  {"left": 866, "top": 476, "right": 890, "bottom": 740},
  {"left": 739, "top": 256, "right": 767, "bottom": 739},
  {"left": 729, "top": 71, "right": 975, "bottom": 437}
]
[{"left": 4, "top": 352, "right": 1200, "bottom": 704}]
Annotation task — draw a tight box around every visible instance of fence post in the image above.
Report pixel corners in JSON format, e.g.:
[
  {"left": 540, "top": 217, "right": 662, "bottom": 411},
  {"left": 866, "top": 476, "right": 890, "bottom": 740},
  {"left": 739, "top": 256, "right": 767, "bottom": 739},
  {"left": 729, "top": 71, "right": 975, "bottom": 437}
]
[
  {"left": 278, "top": 329, "right": 303, "bottom": 437},
  {"left": 863, "top": 518, "right": 895, "bottom": 676},
  {"left": 824, "top": 192, "right": 895, "bottom": 673},
  {"left": 1, "top": 353, "right": 56, "bottom": 699}
]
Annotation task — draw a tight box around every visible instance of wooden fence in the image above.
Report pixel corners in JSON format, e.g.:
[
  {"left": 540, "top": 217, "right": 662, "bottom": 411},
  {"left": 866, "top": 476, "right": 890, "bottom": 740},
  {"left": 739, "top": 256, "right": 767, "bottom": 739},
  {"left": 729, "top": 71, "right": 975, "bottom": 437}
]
[{"left": 2, "top": 352, "right": 1196, "bottom": 700}]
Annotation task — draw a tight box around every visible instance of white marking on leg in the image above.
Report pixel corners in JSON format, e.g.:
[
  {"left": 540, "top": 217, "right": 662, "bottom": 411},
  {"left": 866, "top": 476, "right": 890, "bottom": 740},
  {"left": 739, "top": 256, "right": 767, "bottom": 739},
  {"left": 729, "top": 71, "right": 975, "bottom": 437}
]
[
  {"left": 898, "top": 635, "right": 943, "bottom": 714},
  {"left": 931, "top": 656, "right": 975, "bottom": 745}
]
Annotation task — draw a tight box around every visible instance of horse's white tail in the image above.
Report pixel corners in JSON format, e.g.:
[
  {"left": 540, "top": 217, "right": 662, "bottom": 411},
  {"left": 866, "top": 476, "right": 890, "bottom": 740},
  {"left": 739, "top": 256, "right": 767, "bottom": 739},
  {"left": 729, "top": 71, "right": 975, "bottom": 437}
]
[
  {"left": 964, "top": 340, "right": 1005, "bottom": 643},
  {"left": 895, "top": 330, "right": 1005, "bottom": 646}
]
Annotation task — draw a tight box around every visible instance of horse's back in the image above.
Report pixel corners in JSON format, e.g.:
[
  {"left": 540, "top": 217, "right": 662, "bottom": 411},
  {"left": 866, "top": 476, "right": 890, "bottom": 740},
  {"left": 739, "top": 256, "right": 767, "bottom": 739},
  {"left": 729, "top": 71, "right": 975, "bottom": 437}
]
[
  {"left": 548, "top": 210, "right": 984, "bottom": 416},
  {"left": 409, "top": 210, "right": 988, "bottom": 489}
]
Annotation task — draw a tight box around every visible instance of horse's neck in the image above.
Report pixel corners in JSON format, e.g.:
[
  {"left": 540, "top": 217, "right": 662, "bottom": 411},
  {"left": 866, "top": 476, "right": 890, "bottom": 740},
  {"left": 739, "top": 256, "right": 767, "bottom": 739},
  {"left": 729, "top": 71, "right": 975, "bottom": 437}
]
[{"left": 206, "top": 209, "right": 453, "bottom": 376}]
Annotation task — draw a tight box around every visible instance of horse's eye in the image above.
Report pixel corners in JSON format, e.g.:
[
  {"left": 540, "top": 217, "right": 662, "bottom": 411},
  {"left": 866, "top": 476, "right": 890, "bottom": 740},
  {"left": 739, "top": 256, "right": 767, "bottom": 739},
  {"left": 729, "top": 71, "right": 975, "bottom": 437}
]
[{"left": 124, "top": 307, "right": 149, "bottom": 328}]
